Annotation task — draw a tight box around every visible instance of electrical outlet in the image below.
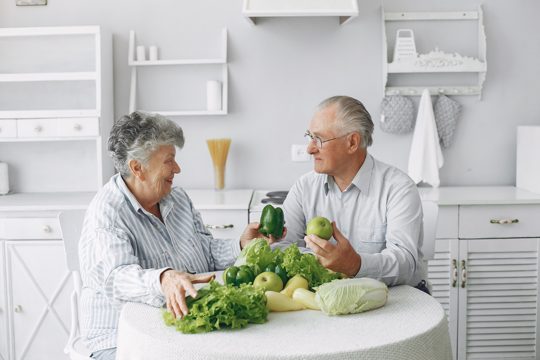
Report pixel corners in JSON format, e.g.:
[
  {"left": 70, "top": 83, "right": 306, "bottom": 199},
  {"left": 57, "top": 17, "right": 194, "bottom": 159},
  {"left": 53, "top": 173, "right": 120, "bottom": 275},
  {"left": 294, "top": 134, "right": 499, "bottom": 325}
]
[{"left": 291, "top": 144, "right": 311, "bottom": 162}]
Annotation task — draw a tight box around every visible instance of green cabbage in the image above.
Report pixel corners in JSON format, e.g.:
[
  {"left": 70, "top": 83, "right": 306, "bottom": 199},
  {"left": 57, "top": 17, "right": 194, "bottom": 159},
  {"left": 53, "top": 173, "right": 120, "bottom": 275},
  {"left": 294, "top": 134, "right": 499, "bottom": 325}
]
[{"left": 315, "top": 278, "right": 388, "bottom": 315}]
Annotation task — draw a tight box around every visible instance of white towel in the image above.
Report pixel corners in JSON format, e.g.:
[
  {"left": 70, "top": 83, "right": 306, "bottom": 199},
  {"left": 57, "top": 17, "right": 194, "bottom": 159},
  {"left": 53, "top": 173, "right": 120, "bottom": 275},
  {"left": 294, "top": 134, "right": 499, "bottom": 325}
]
[{"left": 408, "top": 89, "right": 444, "bottom": 187}]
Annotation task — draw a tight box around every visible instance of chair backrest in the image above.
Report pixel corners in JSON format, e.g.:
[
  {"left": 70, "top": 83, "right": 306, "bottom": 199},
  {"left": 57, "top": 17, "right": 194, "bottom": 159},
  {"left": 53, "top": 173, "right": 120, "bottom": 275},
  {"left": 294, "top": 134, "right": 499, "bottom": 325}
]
[
  {"left": 59, "top": 210, "right": 86, "bottom": 272},
  {"left": 421, "top": 201, "right": 439, "bottom": 261}
]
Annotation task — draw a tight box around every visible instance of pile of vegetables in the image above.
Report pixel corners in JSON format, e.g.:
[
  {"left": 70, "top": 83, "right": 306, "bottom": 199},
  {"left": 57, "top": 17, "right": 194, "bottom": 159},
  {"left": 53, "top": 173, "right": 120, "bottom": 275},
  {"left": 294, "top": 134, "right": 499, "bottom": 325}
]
[
  {"left": 163, "top": 281, "right": 267, "bottom": 334},
  {"left": 234, "top": 238, "right": 343, "bottom": 288}
]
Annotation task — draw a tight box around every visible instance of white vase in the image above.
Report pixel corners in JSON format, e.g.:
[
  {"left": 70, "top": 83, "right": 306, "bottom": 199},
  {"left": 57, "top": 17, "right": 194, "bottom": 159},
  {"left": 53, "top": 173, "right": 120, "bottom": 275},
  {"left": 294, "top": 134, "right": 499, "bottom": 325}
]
[
  {"left": 206, "top": 80, "right": 222, "bottom": 111},
  {"left": 0, "top": 162, "right": 9, "bottom": 195}
]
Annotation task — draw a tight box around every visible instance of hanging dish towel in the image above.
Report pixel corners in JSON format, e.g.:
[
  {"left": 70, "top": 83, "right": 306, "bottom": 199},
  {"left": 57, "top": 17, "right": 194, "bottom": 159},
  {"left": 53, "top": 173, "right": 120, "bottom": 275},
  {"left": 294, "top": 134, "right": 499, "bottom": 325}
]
[
  {"left": 408, "top": 89, "right": 444, "bottom": 187},
  {"left": 380, "top": 95, "right": 415, "bottom": 134},
  {"left": 434, "top": 94, "right": 462, "bottom": 149}
]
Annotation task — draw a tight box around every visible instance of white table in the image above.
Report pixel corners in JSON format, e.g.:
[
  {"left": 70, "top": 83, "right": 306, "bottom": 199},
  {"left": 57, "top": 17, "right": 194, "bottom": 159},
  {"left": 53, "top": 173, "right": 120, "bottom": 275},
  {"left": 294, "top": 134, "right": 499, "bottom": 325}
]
[{"left": 116, "top": 285, "right": 452, "bottom": 360}]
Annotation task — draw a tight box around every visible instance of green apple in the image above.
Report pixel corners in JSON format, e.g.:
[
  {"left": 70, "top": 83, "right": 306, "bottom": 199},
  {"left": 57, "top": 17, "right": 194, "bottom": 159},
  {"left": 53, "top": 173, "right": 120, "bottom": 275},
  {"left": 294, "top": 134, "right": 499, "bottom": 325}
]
[
  {"left": 306, "top": 216, "right": 333, "bottom": 240},
  {"left": 253, "top": 271, "right": 284, "bottom": 292}
]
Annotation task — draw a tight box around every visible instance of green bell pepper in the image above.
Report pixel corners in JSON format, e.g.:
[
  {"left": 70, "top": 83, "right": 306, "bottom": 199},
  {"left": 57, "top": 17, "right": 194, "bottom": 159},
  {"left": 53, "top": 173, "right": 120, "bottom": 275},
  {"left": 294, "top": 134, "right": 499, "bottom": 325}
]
[
  {"left": 259, "top": 204, "right": 284, "bottom": 238},
  {"left": 264, "top": 263, "right": 289, "bottom": 285},
  {"left": 222, "top": 265, "right": 255, "bottom": 286}
]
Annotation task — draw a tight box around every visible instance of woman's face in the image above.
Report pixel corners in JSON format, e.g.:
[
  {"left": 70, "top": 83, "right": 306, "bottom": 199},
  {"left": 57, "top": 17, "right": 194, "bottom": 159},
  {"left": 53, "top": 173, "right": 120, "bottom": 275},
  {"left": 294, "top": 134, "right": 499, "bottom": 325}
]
[{"left": 142, "top": 145, "right": 181, "bottom": 200}]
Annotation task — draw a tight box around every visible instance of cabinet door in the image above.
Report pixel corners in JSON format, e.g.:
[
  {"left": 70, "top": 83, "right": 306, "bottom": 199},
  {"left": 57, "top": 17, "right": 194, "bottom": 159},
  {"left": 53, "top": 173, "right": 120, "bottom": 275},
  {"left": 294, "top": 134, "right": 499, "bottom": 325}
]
[
  {"left": 6, "top": 240, "right": 72, "bottom": 360},
  {"left": 458, "top": 238, "right": 540, "bottom": 360},
  {"left": 0, "top": 241, "right": 8, "bottom": 360},
  {"left": 428, "top": 238, "right": 459, "bottom": 360},
  {"left": 198, "top": 209, "right": 247, "bottom": 241}
]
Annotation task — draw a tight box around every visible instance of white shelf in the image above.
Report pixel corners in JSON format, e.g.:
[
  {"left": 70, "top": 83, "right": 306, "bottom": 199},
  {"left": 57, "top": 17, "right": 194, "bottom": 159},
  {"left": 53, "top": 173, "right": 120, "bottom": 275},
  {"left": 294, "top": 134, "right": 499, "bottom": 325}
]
[
  {"left": 0, "top": 191, "right": 95, "bottom": 211},
  {"left": 0, "top": 109, "right": 99, "bottom": 119},
  {"left": 0, "top": 72, "right": 97, "bottom": 82},
  {"left": 242, "top": 0, "right": 358, "bottom": 25},
  {"left": 387, "top": 63, "right": 486, "bottom": 74},
  {"left": 0, "top": 136, "right": 99, "bottom": 143},
  {"left": 128, "top": 28, "right": 228, "bottom": 116},
  {"left": 382, "top": 6, "right": 487, "bottom": 98}
]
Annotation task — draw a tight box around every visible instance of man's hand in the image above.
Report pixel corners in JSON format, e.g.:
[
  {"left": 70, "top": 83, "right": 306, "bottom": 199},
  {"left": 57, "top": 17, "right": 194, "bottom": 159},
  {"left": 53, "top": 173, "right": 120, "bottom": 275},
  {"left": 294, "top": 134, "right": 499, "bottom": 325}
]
[
  {"left": 239, "top": 222, "right": 287, "bottom": 249},
  {"left": 160, "top": 270, "right": 215, "bottom": 319},
  {"left": 304, "top": 222, "right": 361, "bottom": 277}
]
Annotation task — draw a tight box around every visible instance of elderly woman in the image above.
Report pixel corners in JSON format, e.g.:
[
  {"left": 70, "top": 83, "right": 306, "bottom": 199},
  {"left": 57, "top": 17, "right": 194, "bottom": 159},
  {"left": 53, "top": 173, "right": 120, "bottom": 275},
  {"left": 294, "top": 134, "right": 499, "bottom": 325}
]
[{"left": 79, "top": 112, "right": 272, "bottom": 360}]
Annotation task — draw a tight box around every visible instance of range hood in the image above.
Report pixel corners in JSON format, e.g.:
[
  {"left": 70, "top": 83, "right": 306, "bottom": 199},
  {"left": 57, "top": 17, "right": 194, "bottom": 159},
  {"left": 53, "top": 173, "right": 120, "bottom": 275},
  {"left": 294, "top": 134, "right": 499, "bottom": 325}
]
[{"left": 242, "top": 0, "right": 359, "bottom": 25}]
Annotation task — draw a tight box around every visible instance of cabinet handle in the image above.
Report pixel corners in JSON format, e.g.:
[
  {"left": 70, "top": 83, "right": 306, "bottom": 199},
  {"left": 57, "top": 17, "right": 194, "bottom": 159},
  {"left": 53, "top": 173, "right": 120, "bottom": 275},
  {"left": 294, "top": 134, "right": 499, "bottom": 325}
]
[
  {"left": 205, "top": 224, "right": 234, "bottom": 230},
  {"left": 14, "top": 305, "right": 22, "bottom": 313},
  {"left": 490, "top": 218, "right": 519, "bottom": 224},
  {"left": 74, "top": 123, "right": 82, "bottom": 131},
  {"left": 451, "top": 259, "right": 458, "bottom": 288},
  {"left": 34, "top": 125, "right": 43, "bottom": 133},
  {"left": 43, "top": 225, "right": 52, "bottom": 233},
  {"left": 461, "top": 260, "right": 467, "bottom": 288}
]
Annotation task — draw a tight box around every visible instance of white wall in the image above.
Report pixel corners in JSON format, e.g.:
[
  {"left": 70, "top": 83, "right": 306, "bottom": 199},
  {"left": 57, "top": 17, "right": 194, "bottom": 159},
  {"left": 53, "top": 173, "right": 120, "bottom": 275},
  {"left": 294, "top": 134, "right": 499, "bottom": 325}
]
[{"left": 1, "top": 0, "right": 539, "bottom": 191}]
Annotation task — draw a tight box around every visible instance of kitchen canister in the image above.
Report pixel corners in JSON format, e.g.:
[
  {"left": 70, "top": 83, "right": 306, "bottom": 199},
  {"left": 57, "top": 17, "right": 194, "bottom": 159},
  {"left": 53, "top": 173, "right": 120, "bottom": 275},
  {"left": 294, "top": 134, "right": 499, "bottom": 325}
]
[
  {"left": 136, "top": 45, "right": 146, "bottom": 61},
  {"left": 206, "top": 80, "right": 222, "bottom": 111},
  {"left": 0, "top": 162, "right": 9, "bottom": 195},
  {"left": 149, "top": 45, "right": 158, "bottom": 61}
]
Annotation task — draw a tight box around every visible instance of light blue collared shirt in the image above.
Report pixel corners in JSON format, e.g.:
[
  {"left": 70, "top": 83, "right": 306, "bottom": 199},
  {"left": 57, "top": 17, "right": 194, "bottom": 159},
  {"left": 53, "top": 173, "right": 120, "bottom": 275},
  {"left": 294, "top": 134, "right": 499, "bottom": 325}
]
[
  {"left": 79, "top": 174, "right": 240, "bottom": 352},
  {"left": 280, "top": 154, "right": 425, "bottom": 287}
]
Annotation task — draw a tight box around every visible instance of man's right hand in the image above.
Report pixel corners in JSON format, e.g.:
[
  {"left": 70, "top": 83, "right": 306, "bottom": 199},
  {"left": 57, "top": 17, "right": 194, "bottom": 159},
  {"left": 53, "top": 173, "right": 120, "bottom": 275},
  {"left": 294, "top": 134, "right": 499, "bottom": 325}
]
[{"left": 160, "top": 270, "right": 215, "bottom": 319}]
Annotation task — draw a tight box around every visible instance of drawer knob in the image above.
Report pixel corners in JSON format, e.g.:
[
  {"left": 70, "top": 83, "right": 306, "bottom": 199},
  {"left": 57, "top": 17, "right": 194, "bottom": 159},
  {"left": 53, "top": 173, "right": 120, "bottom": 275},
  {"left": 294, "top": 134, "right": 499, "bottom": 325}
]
[
  {"left": 206, "top": 224, "right": 234, "bottom": 230},
  {"left": 74, "top": 123, "right": 82, "bottom": 131},
  {"left": 43, "top": 225, "right": 52, "bottom": 233},
  {"left": 14, "top": 305, "right": 22, "bottom": 313},
  {"left": 34, "top": 125, "right": 43, "bottom": 133},
  {"left": 490, "top": 218, "right": 519, "bottom": 224}
]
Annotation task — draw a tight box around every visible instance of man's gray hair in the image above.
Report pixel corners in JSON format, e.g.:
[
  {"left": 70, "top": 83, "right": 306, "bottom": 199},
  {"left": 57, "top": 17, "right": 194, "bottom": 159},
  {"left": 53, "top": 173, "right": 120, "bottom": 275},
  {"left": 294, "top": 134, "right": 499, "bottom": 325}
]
[
  {"left": 108, "top": 111, "right": 185, "bottom": 177},
  {"left": 317, "top": 96, "right": 374, "bottom": 148}
]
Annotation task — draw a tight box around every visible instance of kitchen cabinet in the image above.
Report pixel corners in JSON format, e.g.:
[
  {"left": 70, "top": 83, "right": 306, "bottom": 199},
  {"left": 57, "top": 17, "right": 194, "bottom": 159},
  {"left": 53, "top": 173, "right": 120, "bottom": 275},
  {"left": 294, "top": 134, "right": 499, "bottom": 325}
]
[
  {"left": 186, "top": 189, "right": 252, "bottom": 240},
  {"left": 423, "top": 187, "right": 540, "bottom": 360},
  {"left": 0, "top": 241, "right": 7, "bottom": 360},
  {"left": 128, "top": 28, "right": 228, "bottom": 116},
  {"left": 0, "top": 193, "right": 92, "bottom": 360},
  {"left": 0, "top": 25, "right": 113, "bottom": 193}
]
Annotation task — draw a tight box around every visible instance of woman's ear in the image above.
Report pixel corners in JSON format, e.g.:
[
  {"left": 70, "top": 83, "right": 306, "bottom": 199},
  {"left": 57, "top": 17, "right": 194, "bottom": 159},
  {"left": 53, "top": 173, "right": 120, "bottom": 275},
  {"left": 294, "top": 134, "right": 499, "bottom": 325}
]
[{"left": 128, "top": 159, "right": 144, "bottom": 180}]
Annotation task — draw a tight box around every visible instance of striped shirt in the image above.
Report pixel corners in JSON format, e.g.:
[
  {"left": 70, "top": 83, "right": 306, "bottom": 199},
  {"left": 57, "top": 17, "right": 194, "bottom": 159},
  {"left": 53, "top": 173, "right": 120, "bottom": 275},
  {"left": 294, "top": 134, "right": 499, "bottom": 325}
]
[
  {"left": 78, "top": 174, "right": 240, "bottom": 352},
  {"left": 279, "top": 154, "right": 426, "bottom": 287}
]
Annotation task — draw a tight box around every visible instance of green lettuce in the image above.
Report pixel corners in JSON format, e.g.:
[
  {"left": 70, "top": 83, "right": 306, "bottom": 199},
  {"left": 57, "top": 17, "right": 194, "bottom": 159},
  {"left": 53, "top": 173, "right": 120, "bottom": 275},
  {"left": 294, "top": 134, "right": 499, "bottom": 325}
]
[
  {"left": 162, "top": 280, "right": 267, "bottom": 334},
  {"left": 234, "top": 238, "right": 279, "bottom": 274},
  {"left": 281, "top": 245, "right": 342, "bottom": 288}
]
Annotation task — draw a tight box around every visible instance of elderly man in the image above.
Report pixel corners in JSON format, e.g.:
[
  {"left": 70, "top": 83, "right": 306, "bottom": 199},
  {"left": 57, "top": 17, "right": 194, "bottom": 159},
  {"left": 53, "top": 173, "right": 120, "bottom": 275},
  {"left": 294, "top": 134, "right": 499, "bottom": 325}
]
[
  {"left": 280, "top": 96, "right": 427, "bottom": 290},
  {"left": 79, "top": 112, "right": 273, "bottom": 360}
]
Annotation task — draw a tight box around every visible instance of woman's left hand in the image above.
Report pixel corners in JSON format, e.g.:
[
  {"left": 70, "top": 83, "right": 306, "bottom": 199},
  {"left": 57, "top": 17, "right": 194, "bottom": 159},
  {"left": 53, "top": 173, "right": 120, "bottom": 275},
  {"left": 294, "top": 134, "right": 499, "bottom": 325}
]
[{"left": 239, "top": 222, "right": 287, "bottom": 249}]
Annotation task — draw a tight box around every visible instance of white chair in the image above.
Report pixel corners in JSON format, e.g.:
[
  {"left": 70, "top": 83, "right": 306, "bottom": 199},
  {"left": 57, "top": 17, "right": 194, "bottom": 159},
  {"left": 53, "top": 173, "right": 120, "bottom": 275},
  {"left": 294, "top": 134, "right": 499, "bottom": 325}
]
[
  {"left": 421, "top": 200, "right": 439, "bottom": 261},
  {"left": 59, "top": 210, "right": 92, "bottom": 360}
]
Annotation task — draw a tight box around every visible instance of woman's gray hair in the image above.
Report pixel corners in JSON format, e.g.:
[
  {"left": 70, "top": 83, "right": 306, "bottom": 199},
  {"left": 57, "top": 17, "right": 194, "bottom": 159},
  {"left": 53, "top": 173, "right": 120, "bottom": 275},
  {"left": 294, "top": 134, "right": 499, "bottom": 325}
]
[
  {"left": 317, "top": 96, "right": 374, "bottom": 148},
  {"left": 108, "top": 111, "right": 185, "bottom": 177}
]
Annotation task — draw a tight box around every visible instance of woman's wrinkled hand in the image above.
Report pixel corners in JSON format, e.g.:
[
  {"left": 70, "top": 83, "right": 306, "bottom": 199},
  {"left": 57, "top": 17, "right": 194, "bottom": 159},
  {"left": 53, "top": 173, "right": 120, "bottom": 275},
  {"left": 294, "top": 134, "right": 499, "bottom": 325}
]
[
  {"left": 239, "top": 222, "right": 288, "bottom": 249},
  {"left": 160, "top": 270, "right": 215, "bottom": 318}
]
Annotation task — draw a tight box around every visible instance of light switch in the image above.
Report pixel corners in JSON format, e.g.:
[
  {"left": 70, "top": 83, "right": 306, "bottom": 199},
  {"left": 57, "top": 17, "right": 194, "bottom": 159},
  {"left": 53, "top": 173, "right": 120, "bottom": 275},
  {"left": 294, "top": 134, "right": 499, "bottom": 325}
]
[{"left": 291, "top": 144, "right": 311, "bottom": 162}]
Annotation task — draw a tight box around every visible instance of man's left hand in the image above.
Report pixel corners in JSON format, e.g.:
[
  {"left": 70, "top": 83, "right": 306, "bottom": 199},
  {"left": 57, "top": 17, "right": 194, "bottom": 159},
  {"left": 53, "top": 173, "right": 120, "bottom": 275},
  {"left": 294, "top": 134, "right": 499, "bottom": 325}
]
[
  {"left": 304, "top": 222, "right": 361, "bottom": 277},
  {"left": 239, "top": 222, "right": 287, "bottom": 249}
]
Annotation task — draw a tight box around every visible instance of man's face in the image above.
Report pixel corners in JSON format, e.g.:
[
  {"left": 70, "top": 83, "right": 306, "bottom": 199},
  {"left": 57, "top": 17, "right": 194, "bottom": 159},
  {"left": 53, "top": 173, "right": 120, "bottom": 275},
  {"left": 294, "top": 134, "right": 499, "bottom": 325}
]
[
  {"left": 142, "top": 145, "right": 181, "bottom": 200},
  {"left": 307, "top": 104, "right": 351, "bottom": 175}
]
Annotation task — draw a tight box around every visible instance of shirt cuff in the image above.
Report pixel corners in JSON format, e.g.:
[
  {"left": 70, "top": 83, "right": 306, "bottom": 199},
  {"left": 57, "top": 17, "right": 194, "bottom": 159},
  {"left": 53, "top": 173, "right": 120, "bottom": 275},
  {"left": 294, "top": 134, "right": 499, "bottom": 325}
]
[
  {"left": 153, "top": 267, "right": 172, "bottom": 296},
  {"left": 232, "top": 239, "right": 242, "bottom": 259},
  {"left": 355, "top": 252, "right": 379, "bottom": 278}
]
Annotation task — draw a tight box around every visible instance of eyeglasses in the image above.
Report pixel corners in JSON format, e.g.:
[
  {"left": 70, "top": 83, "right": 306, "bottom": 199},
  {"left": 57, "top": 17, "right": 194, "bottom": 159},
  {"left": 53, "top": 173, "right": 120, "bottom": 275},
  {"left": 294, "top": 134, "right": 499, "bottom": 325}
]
[{"left": 304, "top": 130, "right": 349, "bottom": 149}]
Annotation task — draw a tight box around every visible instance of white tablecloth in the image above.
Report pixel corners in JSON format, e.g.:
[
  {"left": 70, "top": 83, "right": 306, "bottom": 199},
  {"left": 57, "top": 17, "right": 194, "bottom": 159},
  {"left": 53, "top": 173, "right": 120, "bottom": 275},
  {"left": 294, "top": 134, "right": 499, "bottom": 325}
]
[{"left": 116, "top": 285, "right": 452, "bottom": 360}]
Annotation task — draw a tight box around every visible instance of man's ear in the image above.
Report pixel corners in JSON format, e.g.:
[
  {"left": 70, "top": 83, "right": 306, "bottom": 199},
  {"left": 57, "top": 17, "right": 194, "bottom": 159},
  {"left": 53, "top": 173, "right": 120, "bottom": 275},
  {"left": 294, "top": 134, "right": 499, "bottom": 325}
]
[
  {"left": 128, "top": 159, "right": 144, "bottom": 180},
  {"left": 348, "top": 132, "right": 361, "bottom": 153}
]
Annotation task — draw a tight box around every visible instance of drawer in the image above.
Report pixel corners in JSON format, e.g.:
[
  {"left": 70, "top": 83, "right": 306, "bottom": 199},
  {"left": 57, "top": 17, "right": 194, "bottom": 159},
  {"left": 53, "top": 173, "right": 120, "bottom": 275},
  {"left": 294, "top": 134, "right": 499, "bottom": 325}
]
[
  {"left": 459, "top": 204, "right": 540, "bottom": 239},
  {"left": 198, "top": 209, "right": 247, "bottom": 240},
  {"left": 0, "top": 119, "right": 17, "bottom": 138},
  {"left": 57, "top": 117, "right": 99, "bottom": 137},
  {"left": 0, "top": 217, "right": 62, "bottom": 239},
  {"left": 17, "top": 118, "right": 58, "bottom": 138},
  {"left": 436, "top": 205, "right": 458, "bottom": 239}
]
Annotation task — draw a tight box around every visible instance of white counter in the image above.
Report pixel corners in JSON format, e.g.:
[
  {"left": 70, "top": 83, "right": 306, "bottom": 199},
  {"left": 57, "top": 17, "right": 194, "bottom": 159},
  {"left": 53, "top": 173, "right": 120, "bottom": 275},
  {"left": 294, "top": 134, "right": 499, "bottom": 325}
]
[
  {"left": 419, "top": 186, "right": 540, "bottom": 205},
  {"left": 184, "top": 189, "right": 253, "bottom": 210}
]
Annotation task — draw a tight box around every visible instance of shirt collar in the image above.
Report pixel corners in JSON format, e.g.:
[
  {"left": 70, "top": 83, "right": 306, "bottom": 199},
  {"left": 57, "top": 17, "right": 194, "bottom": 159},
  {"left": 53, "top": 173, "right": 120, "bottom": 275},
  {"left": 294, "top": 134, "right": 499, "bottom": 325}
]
[
  {"left": 114, "top": 173, "right": 174, "bottom": 217},
  {"left": 323, "top": 153, "right": 374, "bottom": 195}
]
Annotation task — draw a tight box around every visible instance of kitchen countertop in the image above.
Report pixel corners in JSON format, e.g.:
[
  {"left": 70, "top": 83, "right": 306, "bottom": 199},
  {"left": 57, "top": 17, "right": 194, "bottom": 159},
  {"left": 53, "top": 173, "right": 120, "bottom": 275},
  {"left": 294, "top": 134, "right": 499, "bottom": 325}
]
[
  {"left": 184, "top": 189, "right": 253, "bottom": 210},
  {"left": 419, "top": 186, "right": 540, "bottom": 205}
]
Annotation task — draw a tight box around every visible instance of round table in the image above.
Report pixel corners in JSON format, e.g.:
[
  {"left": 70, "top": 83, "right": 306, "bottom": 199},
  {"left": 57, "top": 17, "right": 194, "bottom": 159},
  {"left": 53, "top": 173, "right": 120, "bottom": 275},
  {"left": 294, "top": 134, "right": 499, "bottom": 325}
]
[{"left": 116, "top": 285, "right": 452, "bottom": 360}]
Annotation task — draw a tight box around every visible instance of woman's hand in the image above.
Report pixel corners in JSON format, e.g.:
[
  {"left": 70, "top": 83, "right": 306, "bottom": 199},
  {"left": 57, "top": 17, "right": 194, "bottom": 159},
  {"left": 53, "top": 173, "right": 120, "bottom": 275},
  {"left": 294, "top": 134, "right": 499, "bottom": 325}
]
[
  {"left": 160, "top": 270, "right": 215, "bottom": 318},
  {"left": 239, "top": 222, "right": 287, "bottom": 249}
]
